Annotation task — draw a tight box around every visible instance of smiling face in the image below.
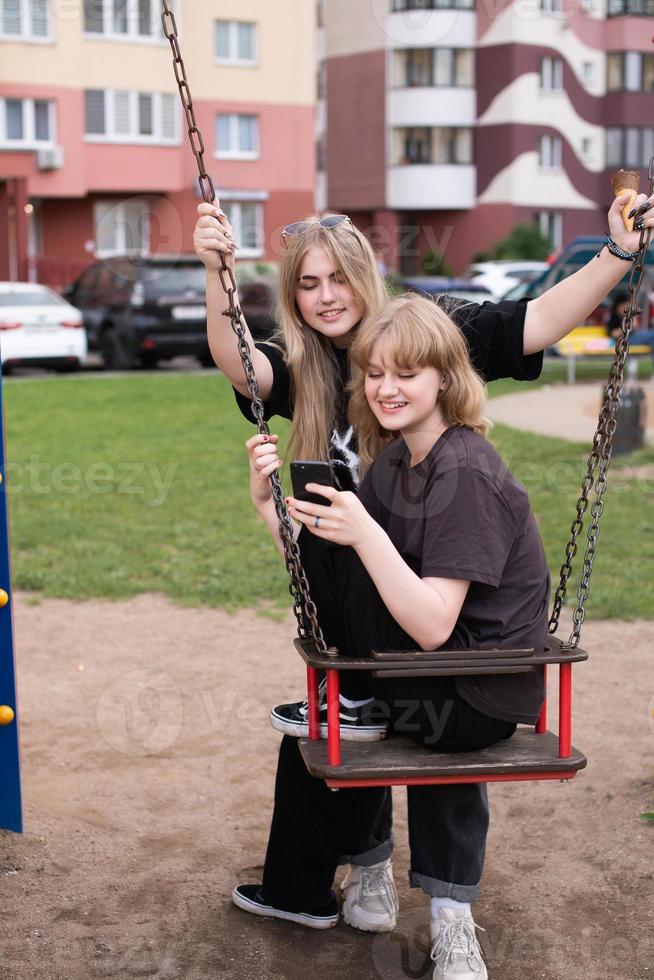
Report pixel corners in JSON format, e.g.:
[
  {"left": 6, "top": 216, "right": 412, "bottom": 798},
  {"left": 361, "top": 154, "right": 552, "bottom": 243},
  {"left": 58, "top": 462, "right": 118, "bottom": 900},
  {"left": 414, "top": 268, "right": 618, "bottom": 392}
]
[
  {"left": 364, "top": 339, "right": 447, "bottom": 441},
  {"left": 294, "top": 246, "right": 365, "bottom": 347}
]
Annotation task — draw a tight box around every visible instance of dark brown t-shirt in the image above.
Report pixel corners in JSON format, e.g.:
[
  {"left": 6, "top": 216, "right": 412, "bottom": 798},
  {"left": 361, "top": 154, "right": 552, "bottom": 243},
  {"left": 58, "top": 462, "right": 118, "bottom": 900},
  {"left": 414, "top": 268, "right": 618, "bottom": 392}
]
[{"left": 358, "top": 426, "right": 550, "bottom": 725}]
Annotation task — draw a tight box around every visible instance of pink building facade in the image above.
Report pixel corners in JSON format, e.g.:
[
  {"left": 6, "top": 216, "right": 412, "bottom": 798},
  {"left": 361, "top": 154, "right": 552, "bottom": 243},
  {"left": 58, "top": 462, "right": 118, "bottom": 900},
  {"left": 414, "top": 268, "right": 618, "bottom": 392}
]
[
  {"left": 319, "top": 0, "right": 654, "bottom": 275},
  {"left": 0, "top": 1, "right": 316, "bottom": 287}
]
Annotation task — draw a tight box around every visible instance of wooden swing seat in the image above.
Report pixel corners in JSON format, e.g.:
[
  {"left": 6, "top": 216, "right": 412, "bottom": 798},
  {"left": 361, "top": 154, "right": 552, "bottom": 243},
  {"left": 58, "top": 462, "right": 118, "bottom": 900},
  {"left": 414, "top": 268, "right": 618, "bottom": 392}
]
[{"left": 295, "top": 637, "right": 588, "bottom": 789}]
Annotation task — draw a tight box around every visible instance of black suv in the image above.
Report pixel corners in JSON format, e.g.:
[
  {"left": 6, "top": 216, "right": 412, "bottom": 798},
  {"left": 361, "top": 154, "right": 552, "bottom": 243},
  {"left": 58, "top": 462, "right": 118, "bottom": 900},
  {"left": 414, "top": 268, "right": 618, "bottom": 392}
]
[
  {"left": 66, "top": 255, "right": 278, "bottom": 370},
  {"left": 65, "top": 255, "right": 211, "bottom": 369}
]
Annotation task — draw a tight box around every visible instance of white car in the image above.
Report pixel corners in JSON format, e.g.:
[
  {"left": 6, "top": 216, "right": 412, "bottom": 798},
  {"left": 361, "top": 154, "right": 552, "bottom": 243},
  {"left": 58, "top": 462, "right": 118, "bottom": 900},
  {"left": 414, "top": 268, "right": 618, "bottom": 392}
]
[
  {"left": 0, "top": 282, "right": 87, "bottom": 373},
  {"left": 468, "top": 261, "right": 549, "bottom": 301}
]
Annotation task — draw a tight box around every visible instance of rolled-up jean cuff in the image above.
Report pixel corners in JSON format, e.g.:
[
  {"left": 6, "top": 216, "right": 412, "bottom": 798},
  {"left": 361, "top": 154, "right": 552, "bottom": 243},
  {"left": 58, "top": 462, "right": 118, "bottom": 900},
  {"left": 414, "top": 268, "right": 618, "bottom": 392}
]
[
  {"left": 410, "top": 870, "right": 480, "bottom": 903},
  {"left": 338, "top": 836, "right": 393, "bottom": 868}
]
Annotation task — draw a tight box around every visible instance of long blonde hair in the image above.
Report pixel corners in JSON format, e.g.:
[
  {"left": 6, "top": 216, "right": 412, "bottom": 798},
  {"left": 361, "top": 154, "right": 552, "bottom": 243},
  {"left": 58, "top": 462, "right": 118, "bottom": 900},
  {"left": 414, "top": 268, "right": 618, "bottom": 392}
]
[
  {"left": 275, "top": 219, "right": 388, "bottom": 462},
  {"left": 349, "top": 293, "right": 491, "bottom": 471}
]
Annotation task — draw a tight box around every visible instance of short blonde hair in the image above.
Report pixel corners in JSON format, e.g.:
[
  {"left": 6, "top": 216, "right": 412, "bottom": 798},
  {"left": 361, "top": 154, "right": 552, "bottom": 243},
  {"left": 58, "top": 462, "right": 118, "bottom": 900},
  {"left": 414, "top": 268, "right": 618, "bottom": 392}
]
[{"left": 349, "top": 293, "right": 491, "bottom": 471}]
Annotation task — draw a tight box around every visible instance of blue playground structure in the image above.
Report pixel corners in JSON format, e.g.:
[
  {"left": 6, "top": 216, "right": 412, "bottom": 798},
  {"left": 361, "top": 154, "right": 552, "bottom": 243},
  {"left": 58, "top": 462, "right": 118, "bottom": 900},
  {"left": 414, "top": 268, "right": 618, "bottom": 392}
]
[{"left": 0, "top": 365, "right": 22, "bottom": 833}]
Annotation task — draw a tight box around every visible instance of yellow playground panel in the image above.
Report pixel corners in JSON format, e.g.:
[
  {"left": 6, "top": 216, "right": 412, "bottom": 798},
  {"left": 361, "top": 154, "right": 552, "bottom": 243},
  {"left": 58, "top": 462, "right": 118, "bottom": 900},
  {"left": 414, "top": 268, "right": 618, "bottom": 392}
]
[{"left": 555, "top": 326, "right": 651, "bottom": 384}]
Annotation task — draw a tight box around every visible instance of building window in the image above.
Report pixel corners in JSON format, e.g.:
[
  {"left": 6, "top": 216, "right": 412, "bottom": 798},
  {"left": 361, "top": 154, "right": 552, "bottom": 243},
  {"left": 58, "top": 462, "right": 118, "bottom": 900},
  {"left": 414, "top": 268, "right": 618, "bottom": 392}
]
[
  {"left": 403, "top": 49, "right": 432, "bottom": 86},
  {"left": 391, "top": 0, "right": 474, "bottom": 9},
  {"left": 607, "top": 0, "right": 654, "bottom": 14},
  {"left": 215, "top": 113, "right": 259, "bottom": 159},
  {"left": 581, "top": 61, "right": 594, "bottom": 84},
  {"left": 221, "top": 202, "right": 264, "bottom": 259},
  {"left": 1, "top": 0, "right": 50, "bottom": 40},
  {"left": 83, "top": 0, "right": 166, "bottom": 41},
  {"left": 215, "top": 20, "right": 256, "bottom": 65},
  {"left": 317, "top": 62, "right": 326, "bottom": 100},
  {"left": 393, "top": 127, "right": 473, "bottom": 165},
  {"left": 84, "top": 90, "right": 178, "bottom": 144},
  {"left": 394, "top": 47, "right": 474, "bottom": 87},
  {"left": 541, "top": 0, "right": 564, "bottom": 14},
  {"left": 539, "top": 134, "right": 562, "bottom": 169},
  {"left": 0, "top": 97, "right": 54, "bottom": 146},
  {"left": 317, "top": 136, "right": 326, "bottom": 172},
  {"left": 607, "top": 52, "right": 654, "bottom": 92},
  {"left": 540, "top": 57, "right": 563, "bottom": 91},
  {"left": 94, "top": 198, "right": 150, "bottom": 257},
  {"left": 537, "top": 211, "right": 562, "bottom": 250},
  {"left": 606, "top": 127, "right": 654, "bottom": 167}
]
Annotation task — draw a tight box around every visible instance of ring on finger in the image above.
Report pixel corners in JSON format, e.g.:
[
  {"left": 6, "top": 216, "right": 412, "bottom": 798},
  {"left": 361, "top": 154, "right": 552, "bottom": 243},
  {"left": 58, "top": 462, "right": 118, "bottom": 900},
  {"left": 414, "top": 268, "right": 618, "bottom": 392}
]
[{"left": 314, "top": 516, "right": 320, "bottom": 529}]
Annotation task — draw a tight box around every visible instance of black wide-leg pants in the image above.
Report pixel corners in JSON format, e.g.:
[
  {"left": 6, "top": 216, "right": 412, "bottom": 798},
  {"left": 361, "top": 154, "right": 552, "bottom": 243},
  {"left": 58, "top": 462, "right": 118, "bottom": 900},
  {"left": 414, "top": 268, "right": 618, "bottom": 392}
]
[{"left": 261, "top": 532, "right": 515, "bottom": 911}]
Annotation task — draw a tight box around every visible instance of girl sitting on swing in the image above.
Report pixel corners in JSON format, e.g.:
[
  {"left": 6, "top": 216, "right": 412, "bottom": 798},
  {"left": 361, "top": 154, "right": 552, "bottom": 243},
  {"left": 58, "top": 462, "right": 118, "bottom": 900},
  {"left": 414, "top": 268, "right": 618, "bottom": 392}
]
[
  {"left": 193, "top": 192, "right": 653, "bottom": 957},
  {"left": 240, "top": 291, "right": 549, "bottom": 978}
]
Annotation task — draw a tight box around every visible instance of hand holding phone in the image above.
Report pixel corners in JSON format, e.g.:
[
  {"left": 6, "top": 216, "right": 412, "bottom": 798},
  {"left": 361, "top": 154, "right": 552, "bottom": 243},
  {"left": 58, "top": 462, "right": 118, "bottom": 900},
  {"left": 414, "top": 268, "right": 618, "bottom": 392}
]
[{"left": 290, "top": 460, "right": 338, "bottom": 506}]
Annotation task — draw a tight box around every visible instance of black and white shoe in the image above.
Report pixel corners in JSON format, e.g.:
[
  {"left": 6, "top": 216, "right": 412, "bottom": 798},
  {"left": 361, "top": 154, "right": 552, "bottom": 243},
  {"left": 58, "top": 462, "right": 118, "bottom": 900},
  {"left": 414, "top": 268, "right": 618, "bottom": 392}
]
[
  {"left": 270, "top": 684, "right": 388, "bottom": 742},
  {"left": 232, "top": 884, "right": 339, "bottom": 930}
]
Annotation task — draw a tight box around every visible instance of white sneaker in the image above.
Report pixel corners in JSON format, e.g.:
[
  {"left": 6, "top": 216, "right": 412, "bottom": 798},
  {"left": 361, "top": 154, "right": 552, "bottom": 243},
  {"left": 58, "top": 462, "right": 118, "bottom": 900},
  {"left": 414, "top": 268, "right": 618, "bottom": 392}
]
[
  {"left": 341, "top": 857, "right": 398, "bottom": 932},
  {"left": 430, "top": 907, "right": 488, "bottom": 980}
]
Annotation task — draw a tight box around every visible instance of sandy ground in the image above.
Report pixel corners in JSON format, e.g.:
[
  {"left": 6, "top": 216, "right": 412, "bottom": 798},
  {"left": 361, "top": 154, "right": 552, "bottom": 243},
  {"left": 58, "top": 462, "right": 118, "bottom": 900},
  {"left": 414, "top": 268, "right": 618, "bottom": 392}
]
[
  {"left": 487, "top": 379, "right": 654, "bottom": 445},
  {"left": 1, "top": 593, "right": 653, "bottom": 980}
]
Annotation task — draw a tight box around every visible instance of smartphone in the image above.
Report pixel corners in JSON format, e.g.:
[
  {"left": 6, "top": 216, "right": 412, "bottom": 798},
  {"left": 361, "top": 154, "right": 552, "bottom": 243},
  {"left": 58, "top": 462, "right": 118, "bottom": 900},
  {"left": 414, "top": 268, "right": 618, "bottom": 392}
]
[{"left": 290, "top": 460, "right": 338, "bottom": 506}]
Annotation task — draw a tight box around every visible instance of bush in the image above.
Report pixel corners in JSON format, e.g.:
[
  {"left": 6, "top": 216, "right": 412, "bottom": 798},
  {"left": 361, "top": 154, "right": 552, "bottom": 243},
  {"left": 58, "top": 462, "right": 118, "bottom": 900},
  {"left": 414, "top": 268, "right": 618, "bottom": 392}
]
[
  {"left": 486, "top": 223, "right": 552, "bottom": 261},
  {"left": 421, "top": 250, "right": 454, "bottom": 277},
  {"left": 384, "top": 271, "right": 404, "bottom": 296}
]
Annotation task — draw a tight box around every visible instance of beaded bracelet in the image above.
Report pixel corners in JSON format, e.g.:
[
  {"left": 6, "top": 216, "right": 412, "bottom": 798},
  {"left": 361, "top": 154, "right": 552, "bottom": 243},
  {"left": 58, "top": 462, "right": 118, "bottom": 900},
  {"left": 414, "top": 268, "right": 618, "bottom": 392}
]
[{"left": 599, "top": 235, "right": 639, "bottom": 262}]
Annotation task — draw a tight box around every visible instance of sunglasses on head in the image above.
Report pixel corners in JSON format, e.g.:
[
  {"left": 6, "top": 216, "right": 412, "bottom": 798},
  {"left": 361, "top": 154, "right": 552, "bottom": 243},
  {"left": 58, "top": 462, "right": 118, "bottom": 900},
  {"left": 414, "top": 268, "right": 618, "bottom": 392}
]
[{"left": 282, "top": 214, "right": 353, "bottom": 241}]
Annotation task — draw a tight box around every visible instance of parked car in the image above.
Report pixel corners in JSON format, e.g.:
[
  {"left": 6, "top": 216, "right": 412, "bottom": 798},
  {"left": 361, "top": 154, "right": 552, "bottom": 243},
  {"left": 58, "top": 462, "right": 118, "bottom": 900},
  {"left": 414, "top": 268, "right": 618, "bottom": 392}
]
[
  {"left": 64, "top": 255, "right": 209, "bottom": 370},
  {"left": 400, "top": 277, "right": 495, "bottom": 305},
  {"left": 65, "top": 256, "right": 278, "bottom": 370},
  {"left": 501, "top": 236, "right": 654, "bottom": 334},
  {"left": 467, "top": 260, "right": 549, "bottom": 300},
  {"left": 0, "top": 282, "right": 87, "bottom": 373}
]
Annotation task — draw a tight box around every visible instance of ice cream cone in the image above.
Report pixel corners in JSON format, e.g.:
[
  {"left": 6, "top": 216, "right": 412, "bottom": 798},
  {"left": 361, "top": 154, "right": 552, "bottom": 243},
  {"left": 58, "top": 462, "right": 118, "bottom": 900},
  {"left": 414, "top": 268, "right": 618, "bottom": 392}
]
[{"left": 612, "top": 169, "right": 639, "bottom": 231}]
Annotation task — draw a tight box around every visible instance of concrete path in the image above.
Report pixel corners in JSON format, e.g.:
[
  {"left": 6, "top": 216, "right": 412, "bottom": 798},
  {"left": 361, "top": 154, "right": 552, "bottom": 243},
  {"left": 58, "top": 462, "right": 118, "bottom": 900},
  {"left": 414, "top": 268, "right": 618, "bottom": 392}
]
[{"left": 488, "top": 379, "right": 654, "bottom": 444}]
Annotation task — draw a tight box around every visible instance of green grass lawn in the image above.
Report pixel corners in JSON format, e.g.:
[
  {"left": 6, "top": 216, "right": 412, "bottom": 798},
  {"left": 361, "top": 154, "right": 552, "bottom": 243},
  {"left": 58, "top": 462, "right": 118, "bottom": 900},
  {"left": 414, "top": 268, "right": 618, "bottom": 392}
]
[{"left": 2, "top": 369, "right": 653, "bottom": 618}]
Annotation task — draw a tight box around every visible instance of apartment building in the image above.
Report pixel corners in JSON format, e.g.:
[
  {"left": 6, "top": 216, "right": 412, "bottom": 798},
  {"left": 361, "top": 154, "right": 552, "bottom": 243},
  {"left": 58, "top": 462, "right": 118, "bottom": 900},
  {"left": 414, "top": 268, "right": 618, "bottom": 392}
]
[
  {"left": 319, "top": 0, "right": 654, "bottom": 274},
  {"left": 0, "top": 0, "right": 316, "bottom": 285}
]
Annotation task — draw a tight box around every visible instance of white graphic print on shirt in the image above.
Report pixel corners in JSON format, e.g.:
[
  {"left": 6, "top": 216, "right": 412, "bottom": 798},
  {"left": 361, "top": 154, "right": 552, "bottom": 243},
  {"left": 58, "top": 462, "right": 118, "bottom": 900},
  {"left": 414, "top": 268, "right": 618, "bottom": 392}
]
[{"left": 330, "top": 425, "right": 359, "bottom": 491}]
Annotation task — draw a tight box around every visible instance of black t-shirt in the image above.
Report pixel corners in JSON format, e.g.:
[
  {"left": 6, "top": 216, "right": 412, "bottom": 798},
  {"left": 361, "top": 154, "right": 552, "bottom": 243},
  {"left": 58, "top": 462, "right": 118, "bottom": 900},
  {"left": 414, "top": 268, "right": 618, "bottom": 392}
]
[
  {"left": 358, "top": 427, "right": 550, "bottom": 725},
  {"left": 233, "top": 298, "right": 541, "bottom": 490}
]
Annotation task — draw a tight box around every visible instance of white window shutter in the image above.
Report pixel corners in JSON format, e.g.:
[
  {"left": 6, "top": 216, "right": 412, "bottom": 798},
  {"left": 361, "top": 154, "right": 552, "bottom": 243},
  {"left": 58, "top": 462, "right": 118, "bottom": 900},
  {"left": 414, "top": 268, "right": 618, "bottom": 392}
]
[
  {"left": 113, "top": 91, "right": 131, "bottom": 135},
  {"left": 160, "top": 94, "right": 177, "bottom": 140}
]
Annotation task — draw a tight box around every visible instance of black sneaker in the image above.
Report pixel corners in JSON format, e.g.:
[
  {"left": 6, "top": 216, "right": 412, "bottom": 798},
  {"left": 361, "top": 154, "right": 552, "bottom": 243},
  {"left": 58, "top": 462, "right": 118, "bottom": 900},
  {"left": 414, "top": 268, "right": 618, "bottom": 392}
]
[
  {"left": 270, "top": 688, "right": 388, "bottom": 742},
  {"left": 232, "top": 884, "right": 339, "bottom": 929}
]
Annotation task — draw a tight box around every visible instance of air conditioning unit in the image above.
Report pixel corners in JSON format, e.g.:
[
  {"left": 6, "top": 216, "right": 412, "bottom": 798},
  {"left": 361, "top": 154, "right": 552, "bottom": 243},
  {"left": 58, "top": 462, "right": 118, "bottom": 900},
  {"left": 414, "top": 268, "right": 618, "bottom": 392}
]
[{"left": 37, "top": 145, "right": 65, "bottom": 171}]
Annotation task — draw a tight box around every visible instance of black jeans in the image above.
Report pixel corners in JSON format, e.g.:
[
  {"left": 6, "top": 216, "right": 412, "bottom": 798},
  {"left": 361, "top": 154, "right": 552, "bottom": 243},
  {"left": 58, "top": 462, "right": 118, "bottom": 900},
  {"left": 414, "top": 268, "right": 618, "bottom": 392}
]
[{"left": 261, "top": 533, "right": 516, "bottom": 910}]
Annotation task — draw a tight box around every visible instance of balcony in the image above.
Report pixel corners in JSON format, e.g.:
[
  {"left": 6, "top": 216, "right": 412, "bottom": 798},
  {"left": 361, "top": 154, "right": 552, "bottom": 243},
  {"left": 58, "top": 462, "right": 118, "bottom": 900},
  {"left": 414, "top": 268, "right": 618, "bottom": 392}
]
[
  {"left": 387, "top": 9, "right": 475, "bottom": 49},
  {"left": 388, "top": 88, "right": 476, "bottom": 128},
  {"left": 387, "top": 164, "right": 476, "bottom": 209}
]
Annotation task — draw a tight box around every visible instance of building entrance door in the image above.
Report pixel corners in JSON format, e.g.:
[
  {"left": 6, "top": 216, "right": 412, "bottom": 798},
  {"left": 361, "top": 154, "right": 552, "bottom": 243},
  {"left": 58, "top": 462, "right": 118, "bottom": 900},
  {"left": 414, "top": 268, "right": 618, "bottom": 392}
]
[{"left": 0, "top": 178, "right": 29, "bottom": 282}]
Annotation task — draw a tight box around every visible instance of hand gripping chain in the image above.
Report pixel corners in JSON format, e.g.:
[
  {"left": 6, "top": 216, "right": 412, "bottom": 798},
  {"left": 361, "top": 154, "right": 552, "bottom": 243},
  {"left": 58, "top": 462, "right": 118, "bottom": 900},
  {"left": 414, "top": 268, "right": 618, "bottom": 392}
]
[
  {"left": 549, "top": 157, "right": 654, "bottom": 647},
  {"left": 161, "top": 2, "right": 328, "bottom": 655}
]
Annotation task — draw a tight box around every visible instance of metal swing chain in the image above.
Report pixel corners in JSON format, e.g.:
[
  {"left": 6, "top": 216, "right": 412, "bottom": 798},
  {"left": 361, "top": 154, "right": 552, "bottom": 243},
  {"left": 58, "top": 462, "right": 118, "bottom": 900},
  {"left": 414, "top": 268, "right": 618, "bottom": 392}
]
[
  {"left": 549, "top": 157, "right": 654, "bottom": 647},
  {"left": 160, "top": 2, "right": 328, "bottom": 655}
]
